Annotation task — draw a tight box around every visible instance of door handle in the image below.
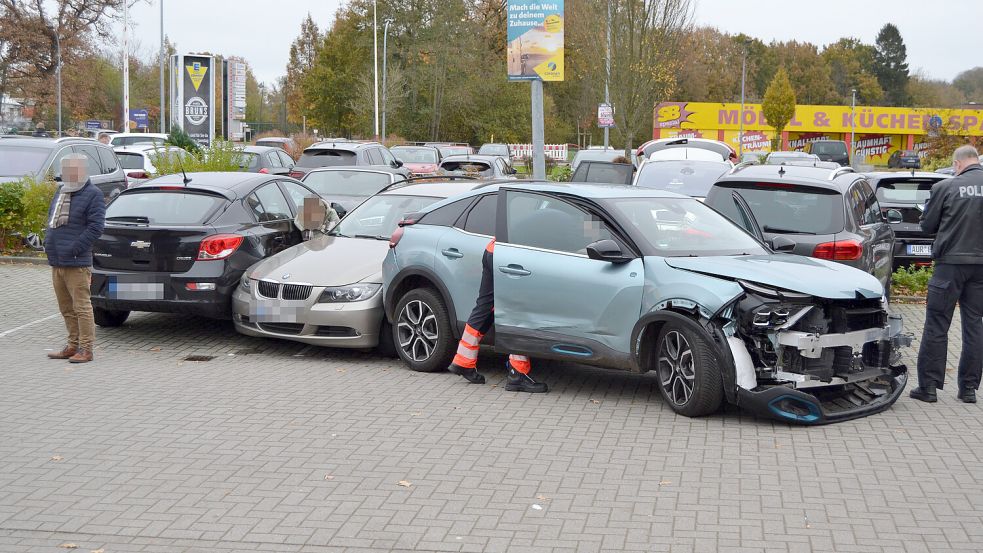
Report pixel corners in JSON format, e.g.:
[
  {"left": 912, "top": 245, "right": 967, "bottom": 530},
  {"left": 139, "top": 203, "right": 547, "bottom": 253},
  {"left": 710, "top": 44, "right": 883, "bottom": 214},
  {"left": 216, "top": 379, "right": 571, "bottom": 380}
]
[
  {"left": 441, "top": 248, "right": 464, "bottom": 259},
  {"left": 499, "top": 264, "right": 531, "bottom": 276}
]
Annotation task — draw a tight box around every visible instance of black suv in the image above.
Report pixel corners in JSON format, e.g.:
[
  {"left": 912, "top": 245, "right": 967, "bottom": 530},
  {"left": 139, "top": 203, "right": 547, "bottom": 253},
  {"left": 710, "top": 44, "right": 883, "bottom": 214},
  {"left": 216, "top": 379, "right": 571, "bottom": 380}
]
[
  {"left": 804, "top": 140, "right": 850, "bottom": 167},
  {"left": 288, "top": 140, "right": 408, "bottom": 180},
  {"left": 866, "top": 171, "right": 949, "bottom": 269},
  {"left": 0, "top": 137, "right": 128, "bottom": 200}
]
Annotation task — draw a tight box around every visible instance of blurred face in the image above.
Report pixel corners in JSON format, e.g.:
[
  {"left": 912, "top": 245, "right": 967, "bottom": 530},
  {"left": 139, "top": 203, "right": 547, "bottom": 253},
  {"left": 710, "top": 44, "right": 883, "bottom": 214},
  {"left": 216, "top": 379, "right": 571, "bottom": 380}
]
[
  {"left": 301, "top": 196, "right": 326, "bottom": 230},
  {"left": 98, "top": 134, "right": 110, "bottom": 144},
  {"left": 61, "top": 157, "right": 87, "bottom": 185}
]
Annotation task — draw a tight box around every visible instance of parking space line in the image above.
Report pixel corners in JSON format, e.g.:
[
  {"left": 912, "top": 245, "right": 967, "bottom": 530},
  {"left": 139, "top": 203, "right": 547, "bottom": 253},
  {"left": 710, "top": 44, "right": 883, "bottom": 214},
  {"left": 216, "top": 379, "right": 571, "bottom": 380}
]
[{"left": 0, "top": 314, "right": 60, "bottom": 338}]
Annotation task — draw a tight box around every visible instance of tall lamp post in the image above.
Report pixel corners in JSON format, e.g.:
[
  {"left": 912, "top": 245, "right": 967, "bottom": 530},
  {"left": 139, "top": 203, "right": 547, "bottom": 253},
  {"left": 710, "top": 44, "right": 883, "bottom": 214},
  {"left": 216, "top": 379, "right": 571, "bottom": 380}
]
[
  {"left": 159, "top": 0, "right": 165, "bottom": 133},
  {"left": 603, "top": 0, "right": 610, "bottom": 150},
  {"left": 738, "top": 41, "right": 748, "bottom": 157},
  {"left": 381, "top": 18, "right": 393, "bottom": 141},
  {"left": 850, "top": 88, "right": 857, "bottom": 165},
  {"left": 372, "top": 0, "right": 380, "bottom": 140},
  {"left": 122, "top": 0, "right": 129, "bottom": 133},
  {"left": 54, "top": 31, "right": 62, "bottom": 136}
]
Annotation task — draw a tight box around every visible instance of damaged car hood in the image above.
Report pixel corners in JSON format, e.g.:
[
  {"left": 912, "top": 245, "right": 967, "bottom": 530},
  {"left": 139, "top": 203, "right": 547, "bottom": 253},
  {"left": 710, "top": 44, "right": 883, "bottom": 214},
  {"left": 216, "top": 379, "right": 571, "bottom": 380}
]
[
  {"left": 663, "top": 254, "right": 884, "bottom": 300},
  {"left": 247, "top": 235, "right": 390, "bottom": 286}
]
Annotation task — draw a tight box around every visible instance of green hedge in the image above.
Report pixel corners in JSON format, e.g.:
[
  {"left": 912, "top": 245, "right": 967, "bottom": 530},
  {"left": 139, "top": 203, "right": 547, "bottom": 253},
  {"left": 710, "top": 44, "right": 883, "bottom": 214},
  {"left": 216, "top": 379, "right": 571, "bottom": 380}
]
[
  {"left": 892, "top": 265, "right": 933, "bottom": 296},
  {"left": 0, "top": 176, "right": 57, "bottom": 253}
]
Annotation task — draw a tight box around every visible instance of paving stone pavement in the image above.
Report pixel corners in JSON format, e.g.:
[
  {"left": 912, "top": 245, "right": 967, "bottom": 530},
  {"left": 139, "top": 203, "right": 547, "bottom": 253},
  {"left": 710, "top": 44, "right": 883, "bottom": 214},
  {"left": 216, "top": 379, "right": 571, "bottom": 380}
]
[{"left": 1, "top": 263, "right": 982, "bottom": 553}]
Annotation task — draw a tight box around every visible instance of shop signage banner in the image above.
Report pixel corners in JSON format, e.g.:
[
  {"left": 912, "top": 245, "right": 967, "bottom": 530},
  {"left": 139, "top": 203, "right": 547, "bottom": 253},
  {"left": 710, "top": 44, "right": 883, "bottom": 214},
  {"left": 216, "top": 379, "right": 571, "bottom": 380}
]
[
  {"left": 507, "top": 1, "right": 564, "bottom": 81},
  {"left": 170, "top": 54, "right": 215, "bottom": 148},
  {"left": 654, "top": 101, "right": 983, "bottom": 136},
  {"left": 597, "top": 103, "right": 615, "bottom": 128},
  {"left": 128, "top": 109, "right": 149, "bottom": 130}
]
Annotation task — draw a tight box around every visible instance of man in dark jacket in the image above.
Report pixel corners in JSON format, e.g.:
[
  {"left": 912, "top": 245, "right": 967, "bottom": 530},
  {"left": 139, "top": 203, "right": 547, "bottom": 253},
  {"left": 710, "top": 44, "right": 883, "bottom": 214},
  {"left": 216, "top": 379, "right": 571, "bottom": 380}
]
[
  {"left": 44, "top": 154, "right": 106, "bottom": 363},
  {"left": 910, "top": 145, "right": 983, "bottom": 403}
]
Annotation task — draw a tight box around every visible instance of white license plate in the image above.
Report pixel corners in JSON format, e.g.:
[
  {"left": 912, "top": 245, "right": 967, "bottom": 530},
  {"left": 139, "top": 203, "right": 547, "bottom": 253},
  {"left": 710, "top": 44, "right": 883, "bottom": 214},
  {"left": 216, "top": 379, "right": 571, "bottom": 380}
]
[
  {"left": 907, "top": 245, "right": 932, "bottom": 256},
  {"left": 108, "top": 279, "right": 164, "bottom": 300},
  {"left": 250, "top": 300, "right": 304, "bottom": 323}
]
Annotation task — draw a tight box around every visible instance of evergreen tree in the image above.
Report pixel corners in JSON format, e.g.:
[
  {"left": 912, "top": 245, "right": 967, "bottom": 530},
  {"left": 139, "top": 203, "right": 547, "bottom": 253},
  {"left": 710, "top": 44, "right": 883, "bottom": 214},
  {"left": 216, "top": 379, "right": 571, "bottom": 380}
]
[{"left": 873, "top": 23, "right": 909, "bottom": 106}]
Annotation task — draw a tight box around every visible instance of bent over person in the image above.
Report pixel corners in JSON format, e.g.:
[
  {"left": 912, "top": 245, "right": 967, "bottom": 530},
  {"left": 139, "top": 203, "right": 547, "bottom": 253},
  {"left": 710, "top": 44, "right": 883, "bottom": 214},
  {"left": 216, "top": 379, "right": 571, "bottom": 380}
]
[
  {"left": 447, "top": 239, "right": 548, "bottom": 393},
  {"left": 909, "top": 145, "right": 983, "bottom": 403},
  {"left": 44, "top": 154, "right": 106, "bottom": 363}
]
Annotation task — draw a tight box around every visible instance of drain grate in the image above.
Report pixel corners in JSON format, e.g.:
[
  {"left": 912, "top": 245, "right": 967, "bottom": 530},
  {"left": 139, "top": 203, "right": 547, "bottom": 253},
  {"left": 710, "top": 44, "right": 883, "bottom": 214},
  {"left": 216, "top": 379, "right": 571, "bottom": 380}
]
[{"left": 183, "top": 355, "right": 215, "bottom": 362}]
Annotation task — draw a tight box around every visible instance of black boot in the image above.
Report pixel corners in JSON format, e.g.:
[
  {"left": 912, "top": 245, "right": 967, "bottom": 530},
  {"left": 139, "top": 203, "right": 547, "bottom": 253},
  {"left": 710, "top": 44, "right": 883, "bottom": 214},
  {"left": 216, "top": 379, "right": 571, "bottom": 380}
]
[
  {"left": 958, "top": 388, "right": 977, "bottom": 403},
  {"left": 505, "top": 364, "right": 548, "bottom": 393},
  {"left": 909, "top": 385, "right": 937, "bottom": 403},
  {"left": 448, "top": 363, "right": 485, "bottom": 384}
]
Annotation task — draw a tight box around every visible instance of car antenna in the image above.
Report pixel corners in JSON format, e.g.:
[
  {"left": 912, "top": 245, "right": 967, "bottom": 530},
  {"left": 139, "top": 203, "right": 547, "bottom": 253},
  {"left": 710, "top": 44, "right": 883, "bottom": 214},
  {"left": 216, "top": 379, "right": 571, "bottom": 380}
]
[
  {"left": 778, "top": 166, "right": 786, "bottom": 178},
  {"left": 177, "top": 151, "right": 192, "bottom": 186}
]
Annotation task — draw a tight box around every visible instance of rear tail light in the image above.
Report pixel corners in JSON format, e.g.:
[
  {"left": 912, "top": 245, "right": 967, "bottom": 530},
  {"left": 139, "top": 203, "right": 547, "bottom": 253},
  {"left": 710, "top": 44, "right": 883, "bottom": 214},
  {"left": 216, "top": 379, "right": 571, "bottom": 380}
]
[
  {"left": 197, "top": 234, "right": 244, "bottom": 260},
  {"left": 389, "top": 216, "right": 420, "bottom": 249},
  {"left": 127, "top": 171, "right": 149, "bottom": 179},
  {"left": 258, "top": 168, "right": 269, "bottom": 174},
  {"left": 813, "top": 240, "right": 862, "bottom": 260},
  {"left": 288, "top": 170, "right": 304, "bottom": 179}
]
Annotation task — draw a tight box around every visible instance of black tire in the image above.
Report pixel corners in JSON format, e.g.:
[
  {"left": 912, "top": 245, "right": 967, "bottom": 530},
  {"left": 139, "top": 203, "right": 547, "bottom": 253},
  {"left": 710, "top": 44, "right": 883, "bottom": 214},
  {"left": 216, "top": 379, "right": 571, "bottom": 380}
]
[
  {"left": 93, "top": 307, "right": 130, "bottom": 327},
  {"left": 392, "top": 287, "right": 455, "bottom": 372},
  {"left": 375, "top": 320, "right": 398, "bottom": 358},
  {"left": 654, "top": 322, "right": 723, "bottom": 417}
]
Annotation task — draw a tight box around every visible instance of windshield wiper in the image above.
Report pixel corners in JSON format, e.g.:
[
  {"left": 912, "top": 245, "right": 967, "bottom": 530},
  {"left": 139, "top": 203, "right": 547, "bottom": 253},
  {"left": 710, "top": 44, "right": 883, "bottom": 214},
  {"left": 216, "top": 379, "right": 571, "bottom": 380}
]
[
  {"left": 354, "top": 234, "right": 389, "bottom": 241},
  {"left": 328, "top": 230, "right": 351, "bottom": 238},
  {"left": 763, "top": 225, "right": 816, "bottom": 235},
  {"left": 106, "top": 215, "right": 149, "bottom": 224}
]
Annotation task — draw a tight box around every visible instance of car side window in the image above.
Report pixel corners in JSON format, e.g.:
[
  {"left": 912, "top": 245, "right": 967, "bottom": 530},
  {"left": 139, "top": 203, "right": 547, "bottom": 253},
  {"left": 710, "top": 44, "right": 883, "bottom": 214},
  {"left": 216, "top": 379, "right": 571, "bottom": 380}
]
[
  {"left": 48, "top": 147, "right": 73, "bottom": 178},
  {"left": 506, "top": 191, "right": 614, "bottom": 254},
  {"left": 249, "top": 183, "right": 292, "bottom": 222},
  {"left": 278, "top": 151, "right": 294, "bottom": 168},
  {"left": 366, "top": 148, "right": 384, "bottom": 165},
  {"left": 279, "top": 181, "right": 317, "bottom": 211},
  {"left": 74, "top": 145, "right": 105, "bottom": 175},
  {"left": 96, "top": 147, "right": 119, "bottom": 174},
  {"left": 268, "top": 152, "right": 283, "bottom": 168},
  {"left": 846, "top": 184, "right": 866, "bottom": 226},
  {"left": 859, "top": 180, "right": 882, "bottom": 225},
  {"left": 379, "top": 148, "right": 397, "bottom": 166},
  {"left": 421, "top": 198, "right": 473, "bottom": 227},
  {"left": 462, "top": 194, "right": 496, "bottom": 236}
]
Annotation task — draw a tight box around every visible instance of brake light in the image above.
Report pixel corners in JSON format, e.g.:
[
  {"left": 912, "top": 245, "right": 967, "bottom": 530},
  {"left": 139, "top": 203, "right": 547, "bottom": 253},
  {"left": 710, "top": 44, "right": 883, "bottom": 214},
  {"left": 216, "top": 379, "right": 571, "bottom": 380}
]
[
  {"left": 389, "top": 217, "right": 419, "bottom": 249},
  {"left": 258, "top": 168, "right": 269, "bottom": 174},
  {"left": 127, "top": 171, "right": 149, "bottom": 179},
  {"left": 197, "top": 234, "right": 244, "bottom": 260},
  {"left": 754, "top": 182, "right": 795, "bottom": 189},
  {"left": 288, "top": 170, "right": 304, "bottom": 179},
  {"left": 813, "top": 240, "right": 862, "bottom": 260}
]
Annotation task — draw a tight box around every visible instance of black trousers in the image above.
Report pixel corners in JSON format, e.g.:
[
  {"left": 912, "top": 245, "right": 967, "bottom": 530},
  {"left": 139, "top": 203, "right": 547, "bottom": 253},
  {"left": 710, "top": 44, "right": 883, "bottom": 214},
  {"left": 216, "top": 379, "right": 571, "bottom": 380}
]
[
  {"left": 916, "top": 263, "right": 983, "bottom": 390},
  {"left": 466, "top": 248, "right": 495, "bottom": 335}
]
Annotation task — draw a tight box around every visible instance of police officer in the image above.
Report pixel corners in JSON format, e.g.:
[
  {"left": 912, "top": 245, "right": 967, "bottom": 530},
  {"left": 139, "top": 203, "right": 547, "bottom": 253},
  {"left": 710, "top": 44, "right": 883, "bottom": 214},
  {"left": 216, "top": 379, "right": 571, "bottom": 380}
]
[
  {"left": 910, "top": 145, "right": 983, "bottom": 403},
  {"left": 446, "top": 239, "right": 548, "bottom": 393}
]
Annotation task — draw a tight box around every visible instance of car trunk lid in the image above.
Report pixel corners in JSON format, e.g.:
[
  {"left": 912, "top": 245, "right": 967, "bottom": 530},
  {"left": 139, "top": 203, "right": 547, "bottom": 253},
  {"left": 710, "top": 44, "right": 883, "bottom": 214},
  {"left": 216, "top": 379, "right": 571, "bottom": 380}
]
[{"left": 94, "top": 224, "right": 217, "bottom": 272}]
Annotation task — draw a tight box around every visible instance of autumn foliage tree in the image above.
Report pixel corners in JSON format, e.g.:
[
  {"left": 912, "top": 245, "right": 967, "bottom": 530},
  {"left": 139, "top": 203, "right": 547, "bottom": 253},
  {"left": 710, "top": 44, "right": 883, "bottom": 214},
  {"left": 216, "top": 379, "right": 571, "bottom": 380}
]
[{"left": 762, "top": 67, "right": 796, "bottom": 150}]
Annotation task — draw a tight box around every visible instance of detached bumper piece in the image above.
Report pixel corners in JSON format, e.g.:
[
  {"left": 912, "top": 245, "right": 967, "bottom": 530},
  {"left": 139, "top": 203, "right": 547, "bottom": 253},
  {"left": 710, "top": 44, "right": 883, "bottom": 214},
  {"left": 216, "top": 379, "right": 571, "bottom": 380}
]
[{"left": 737, "top": 365, "right": 907, "bottom": 424}]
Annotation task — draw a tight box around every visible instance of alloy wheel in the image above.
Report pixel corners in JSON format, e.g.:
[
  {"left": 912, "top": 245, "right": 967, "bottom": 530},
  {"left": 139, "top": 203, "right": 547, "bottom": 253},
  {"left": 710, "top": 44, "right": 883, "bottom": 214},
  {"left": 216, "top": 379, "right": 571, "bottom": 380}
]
[
  {"left": 658, "top": 330, "right": 696, "bottom": 406},
  {"left": 396, "top": 299, "right": 439, "bottom": 362}
]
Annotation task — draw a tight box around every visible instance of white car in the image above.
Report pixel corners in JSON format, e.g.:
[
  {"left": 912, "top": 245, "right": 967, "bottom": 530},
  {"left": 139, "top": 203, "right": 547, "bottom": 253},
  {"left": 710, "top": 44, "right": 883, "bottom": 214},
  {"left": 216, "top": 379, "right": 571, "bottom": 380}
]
[
  {"left": 111, "top": 132, "right": 168, "bottom": 148},
  {"left": 114, "top": 144, "right": 189, "bottom": 187},
  {"left": 637, "top": 137, "right": 736, "bottom": 164}
]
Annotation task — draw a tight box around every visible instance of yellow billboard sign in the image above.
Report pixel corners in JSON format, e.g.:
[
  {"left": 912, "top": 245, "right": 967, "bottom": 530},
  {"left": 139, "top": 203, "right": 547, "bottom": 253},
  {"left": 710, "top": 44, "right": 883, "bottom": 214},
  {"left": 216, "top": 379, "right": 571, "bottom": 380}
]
[{"left": 654, "top": 102, "right": 983, "bottom": 136}]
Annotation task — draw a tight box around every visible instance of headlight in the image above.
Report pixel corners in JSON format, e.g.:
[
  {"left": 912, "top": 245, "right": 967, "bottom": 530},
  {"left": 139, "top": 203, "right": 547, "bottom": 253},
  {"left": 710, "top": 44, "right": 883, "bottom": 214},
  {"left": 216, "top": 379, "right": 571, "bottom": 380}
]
[
  {"left": 241, "top": 275, "right": 251, "bottom": 290},
  {"left": 317, "top": 283, "right": 382, "bottom": 303}
]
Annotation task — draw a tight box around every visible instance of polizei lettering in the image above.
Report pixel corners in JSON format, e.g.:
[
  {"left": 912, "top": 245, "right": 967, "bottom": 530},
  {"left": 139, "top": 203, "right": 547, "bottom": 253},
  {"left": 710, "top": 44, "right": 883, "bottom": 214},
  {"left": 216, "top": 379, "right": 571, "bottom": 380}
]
[{"left": 958, "top": 185, "right": 983, "bottom": 197}]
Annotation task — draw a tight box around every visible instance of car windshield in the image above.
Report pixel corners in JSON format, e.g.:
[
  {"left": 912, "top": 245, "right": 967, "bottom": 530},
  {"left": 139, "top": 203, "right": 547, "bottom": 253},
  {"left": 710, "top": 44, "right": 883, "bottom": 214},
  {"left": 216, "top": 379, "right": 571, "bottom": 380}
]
[
  {"left": 478, "top": 144, "right": 509, "bottom": 156},
  {"left": 0, "top": 145, "right": 50, "bottom": 177},
  {"left": 392, "top": 147, "right": 437, "bottom": 164},
  {"left": 708, "top": 183, "right": 845, "bottom": 234},
  {"left": 438, "top": 146, "right": 471, "bottom": 157},
  {"left": 875, "top": 178, "right": 940, "bottom": 203},
  {"left": 116, "top": 152, "right": 145, "bottom": 170},
  {"left": 608, "top": 197, "right": 767, "bottom": 257},
  {"left": 811, "top": 143, "right": 846, "bottom": 156},
  {"left": 635, "top": 161, "right": 730, "bottom": 197},
  {"left": 331, "top": 194, "right": 440, "bottom": 239},
  {"left": 106, "top": 191, "right": 228, "bottom": 225},
  {"left": 303, "top": 170, "right": 393, "bottom": 197},
  {"left": 298, "top": 149, "right": 357, "bottom": 167},
  {"left": 112, "top": 136, "right": 164, "bottom": 147}
]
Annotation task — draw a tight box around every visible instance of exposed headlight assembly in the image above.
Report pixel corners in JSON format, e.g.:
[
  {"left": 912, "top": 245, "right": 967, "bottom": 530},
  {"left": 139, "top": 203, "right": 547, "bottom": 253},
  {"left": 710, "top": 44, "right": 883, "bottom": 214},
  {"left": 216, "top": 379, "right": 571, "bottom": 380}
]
[
  {"left": 738, "top": 279, "right": 811, "bottom": 301},
  {"left": 317, "top": 283, "right": 382, "bottom": 303}
]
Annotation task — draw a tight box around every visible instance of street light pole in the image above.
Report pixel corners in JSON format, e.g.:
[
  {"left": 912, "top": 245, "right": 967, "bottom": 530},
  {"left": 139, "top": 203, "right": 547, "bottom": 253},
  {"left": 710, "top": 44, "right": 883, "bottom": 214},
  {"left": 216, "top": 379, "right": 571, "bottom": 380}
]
[
  {"left": 850, "top": 88, "right": 857, "bottom": 165},
  {"left": 739, "top": 43, "right": 747, "bottom": 157},
  {"left": 122, "top": 0, "right": 129, "bottom": 134},
  {"left": 159, "top": 0, "right": 165, "bottom": 133},
  {"left": 372, "top": 0, "right": 380, "bottom": 140},
  {"left": 55, "top": 32, "right": 62, "bottom": 136},
  {"left": 603, "top": 0, "right": 610, "bottom": 150},
  {"left": 382, "top": 18, "right": 392, "bottom": 141}
]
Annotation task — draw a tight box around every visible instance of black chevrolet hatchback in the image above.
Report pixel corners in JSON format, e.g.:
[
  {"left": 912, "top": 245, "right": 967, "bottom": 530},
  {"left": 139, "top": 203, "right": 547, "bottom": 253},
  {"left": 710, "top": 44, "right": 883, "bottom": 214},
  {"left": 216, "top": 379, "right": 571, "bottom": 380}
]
[{"left": 90, "top": 172, "right": 320, "bottom": 325}]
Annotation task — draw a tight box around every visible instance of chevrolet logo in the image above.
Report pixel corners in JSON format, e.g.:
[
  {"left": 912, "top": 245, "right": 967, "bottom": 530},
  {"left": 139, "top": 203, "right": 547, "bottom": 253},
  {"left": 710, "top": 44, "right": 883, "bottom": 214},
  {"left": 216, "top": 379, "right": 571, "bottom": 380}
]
[{"left": 131, "top": 240, "right": 151, "bottom": 249}]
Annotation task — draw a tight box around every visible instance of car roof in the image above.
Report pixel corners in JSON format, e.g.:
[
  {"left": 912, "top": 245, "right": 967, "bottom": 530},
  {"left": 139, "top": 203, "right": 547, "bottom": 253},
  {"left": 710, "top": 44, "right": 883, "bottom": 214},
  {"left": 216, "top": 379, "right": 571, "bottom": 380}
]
[
  {"left": 305, "top": 165, "right": 403, "bottom": 175},
  {"left": 243, "top": 145, "right": 286, "bottom": 154},
  {"left": 391, "top": 144, "right": 438, "bottom": 150},
  {"left": 716, "top": 164, "right": 859, "bottom": 191},
  {"left": 0, "top": 137, "right": 92, "bottom": 149},
  {"left": 130, "top": 172, "right": 277, "bottom": 200},
  {"left": 379, "top": 179, "right": 489, "bottom": 198},
  {"left": 500, "top": 181, "right": 687, "bottom": 199},
  {"left": 255, "top": 137, "right": 293, "bottom": 143},
  {"left": 114, "top": 144, "right": 179, "bottom": 153},
  {"left": 440, "top": 154, "right": 500, "bottom": 163},
  {"left": 113, "top": 133, "right": 167, "bottom": 139},
  {"left": 305, "top": 140, "right": 381, "bottom": 152},
  {"left": 864, "top": 171, "right": 949, "bottom": 182}
]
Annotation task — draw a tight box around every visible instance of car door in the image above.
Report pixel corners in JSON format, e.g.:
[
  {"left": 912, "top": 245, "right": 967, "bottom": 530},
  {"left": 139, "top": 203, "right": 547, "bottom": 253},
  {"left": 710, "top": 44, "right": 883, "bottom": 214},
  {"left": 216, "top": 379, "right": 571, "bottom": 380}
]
[
  {"left": 433, "top": 194, "right": 496, "bottom": 328},
  {"left": 243, "top": 181, "right": 298, "bottom": 256},
  {"left": 493, "top": 189, "right": 644, "bottom": 364},
  {"left": 857, "top": 180, "right": 894, "bottom": 288}
]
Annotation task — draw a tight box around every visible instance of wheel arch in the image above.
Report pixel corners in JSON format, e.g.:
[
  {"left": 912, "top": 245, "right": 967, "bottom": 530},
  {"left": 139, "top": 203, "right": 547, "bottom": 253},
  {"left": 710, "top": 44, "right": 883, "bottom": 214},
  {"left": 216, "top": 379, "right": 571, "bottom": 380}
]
[{"left": 385, "top": 268, "right": 460, "bottom": 335}]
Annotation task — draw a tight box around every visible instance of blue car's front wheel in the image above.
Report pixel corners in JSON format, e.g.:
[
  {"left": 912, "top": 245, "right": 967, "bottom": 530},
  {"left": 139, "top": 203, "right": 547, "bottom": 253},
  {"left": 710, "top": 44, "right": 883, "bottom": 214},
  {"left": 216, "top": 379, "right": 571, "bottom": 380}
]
[
  {"left": 655, "top": 323, "right": 723, "bottom": 417},
  {"left": 393, "top": 287, "right": 455, "bottom": 373}
]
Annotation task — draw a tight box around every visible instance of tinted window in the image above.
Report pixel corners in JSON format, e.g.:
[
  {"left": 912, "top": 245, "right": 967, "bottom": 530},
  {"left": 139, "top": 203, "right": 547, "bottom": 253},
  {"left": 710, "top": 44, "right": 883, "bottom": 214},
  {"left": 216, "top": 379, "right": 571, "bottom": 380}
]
[
  {"left": 249, "top": 183, "right": 293, "bottom": 221},
  {"left": 366, "top": 148, "right": 384, "bottom": 165},
  {"left": 298, "top": 149, "right": 357, "bottom": 168},
  {"left": 859, "top": 181, "right": 882, "bottom": 226},
  {"left": 391, "top": 147, "right": 438, "bottom": 163},
  {"left": 97, "top": 147, "right": 119, "bottom": 173},
  {"left": 106, "top": 191, "right": 226, "bottom": 225},
  {"left": 280, "top": 181, "right": 318, "bottom": 209},
  {"left": 116, "top": 153, "right": 145, "bottom": 170},
  {"left": 571, "top": 162, "right": 634, "bottom": 185},
  {"left": 846, "top": 184, "right": 865, "bottom": 226},
  {"left": 0, "top": 146, "right": 52, "bottom": 176},
  {"left": 420, "top": 198, "right": 473, "bottom": 227},
  {"left": 302, "top": 170, "right": 392, "bottom": 197},
  {"left": 332, "top": 194, "right": 441, "bottom": 239},
  {"left": 506, "top": 192, "right": 614, "bottom": 254},
  {"left": 707, "top": 183, "right": 845, "bottom": 234},
  {"left": 74, "top": 145, "right": 105, "bottom": 175},
  {"left": 634, "top": 161, "right": 729, "bottom": 196},
  {"left": 463, "top": 194, "right": 496, "bottom": 235}
]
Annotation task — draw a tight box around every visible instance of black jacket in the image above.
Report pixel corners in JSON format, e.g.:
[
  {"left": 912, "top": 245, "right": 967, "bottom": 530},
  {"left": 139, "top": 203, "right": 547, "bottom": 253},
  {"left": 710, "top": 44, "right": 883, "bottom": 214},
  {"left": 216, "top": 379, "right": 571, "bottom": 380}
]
[
  {"left": 43, "top": 180, "right": 106, "bottom": 267},
  {"left": 921, "top": 164, "right": 983, "bottom": 264}
]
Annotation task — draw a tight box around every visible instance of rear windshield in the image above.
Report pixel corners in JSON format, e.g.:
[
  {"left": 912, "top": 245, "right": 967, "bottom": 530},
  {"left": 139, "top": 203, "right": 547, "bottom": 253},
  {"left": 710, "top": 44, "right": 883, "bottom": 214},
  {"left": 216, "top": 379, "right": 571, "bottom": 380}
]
[
  {"left": 875, "top": 178, "right": 941, "bottom": 203},
  {"left": 708, "top": 183, "right": 845, "bottom": 235},
  {"left": 438, "top": 146, "right": 471, "bottom": 157},
  {"left": 298, "top": 149, "right": 357, "bottom": 168},
  {"left": 441, "top": 161, "right": 492, "bottom": 177},
  {"left": 810, "top": 142, "right": 847, "bottom": 155},
  {"left": 571, "top": 162, "right": 633, "bottom": 184},
  {"left": 116, "top": 152, "right": 145, "bottom": 170},
  {"left": 242, "top": 153, "right": 260, "bottom": 170},
  {"left": 106, "top": 191, "right": 228, "bottom": 225},
  {"left": 391, "top": 147, "right": 438, "bottom": 164},
  {"left": 0, "top": 145, "right": 50, "bottom": 177},
  {"left": 635, "top": 161, "right": 729, "bottom": 196},
  {"left": 478, "top": 144, "right": 509, "bottom": 156},
  {"left": 303, "top": 170, "right": 392, "bottom": 197},
  {"left": 332, "top": 194, "right": 441, "bottom": 240}
]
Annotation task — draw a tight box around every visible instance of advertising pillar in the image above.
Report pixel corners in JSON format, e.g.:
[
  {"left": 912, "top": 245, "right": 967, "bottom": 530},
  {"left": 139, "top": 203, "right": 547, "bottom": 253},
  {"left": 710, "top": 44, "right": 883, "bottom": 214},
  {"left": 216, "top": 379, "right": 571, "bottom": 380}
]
[
  {"left": 170, "top": 54, "right": 215, "bottom": 148},
  {"left": 223, "top": 58, "right": 247, "bottom": 141}
]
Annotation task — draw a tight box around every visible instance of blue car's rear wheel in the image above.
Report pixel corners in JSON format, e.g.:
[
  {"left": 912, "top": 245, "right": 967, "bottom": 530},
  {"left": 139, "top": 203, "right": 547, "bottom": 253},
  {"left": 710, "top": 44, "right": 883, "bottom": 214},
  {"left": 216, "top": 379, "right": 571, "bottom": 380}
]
[
  {"left": 655, "top": 323, "right": 722, "bottom": 417},
  {"left": 393, "top": 288, "right": 454, "bottom": 372}
]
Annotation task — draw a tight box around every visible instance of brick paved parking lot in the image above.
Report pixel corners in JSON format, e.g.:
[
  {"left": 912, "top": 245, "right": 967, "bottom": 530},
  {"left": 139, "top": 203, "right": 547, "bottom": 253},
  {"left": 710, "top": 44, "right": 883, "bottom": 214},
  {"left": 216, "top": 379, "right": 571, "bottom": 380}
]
[{"left": 2, "top": 262, "right": 982, "bottom": 553}]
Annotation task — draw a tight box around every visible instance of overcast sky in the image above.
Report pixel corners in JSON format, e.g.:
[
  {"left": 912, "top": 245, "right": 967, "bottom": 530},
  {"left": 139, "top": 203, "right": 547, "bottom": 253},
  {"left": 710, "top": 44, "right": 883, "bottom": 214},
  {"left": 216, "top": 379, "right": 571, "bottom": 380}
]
[{"left": 127, "top": 0, "right": 978, "bottom": 87}]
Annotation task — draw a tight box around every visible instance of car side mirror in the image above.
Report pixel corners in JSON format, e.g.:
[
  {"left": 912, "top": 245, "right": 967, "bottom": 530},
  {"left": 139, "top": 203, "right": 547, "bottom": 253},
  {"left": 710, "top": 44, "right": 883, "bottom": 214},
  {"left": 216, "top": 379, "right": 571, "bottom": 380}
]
[
  {"left": 331, "top": 202, "right": 347, "bottom": 220},
  {"left": 586, "top": 239, "right": 632, "bottom": 263},
  {"left": 393, "top": 160, "right": 403, "bottom": 168},
  {"left": 884, "top": 209, "right": 903, "bottom": 224},
  {"left": 770, "top": 235, "right": 796, "bottom": 252}
]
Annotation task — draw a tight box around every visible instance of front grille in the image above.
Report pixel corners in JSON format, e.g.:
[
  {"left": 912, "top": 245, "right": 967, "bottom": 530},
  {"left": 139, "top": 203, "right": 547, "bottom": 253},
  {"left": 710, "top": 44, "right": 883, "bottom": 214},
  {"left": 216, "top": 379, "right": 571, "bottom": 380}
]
[
  {"left": 259, "top": 322, "right": 304, "bottom": 335},
  {"left": 282, "top": 284, "right": 313, "bottom": 301},
  {"left": 257, "top": 281, "right": 280, "bottom": 299},
  {"left": 314, "top": 326, "right": 358, "bottom": 337}
]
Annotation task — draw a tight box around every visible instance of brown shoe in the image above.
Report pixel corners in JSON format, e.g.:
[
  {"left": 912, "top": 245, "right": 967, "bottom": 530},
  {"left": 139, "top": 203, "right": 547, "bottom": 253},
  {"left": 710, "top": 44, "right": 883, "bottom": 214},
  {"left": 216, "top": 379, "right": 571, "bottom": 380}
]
[
  {"left": 68, "top": 348, "right": 93, "bottom": 363},
  {"left": 48, "top": 345, "right": 78, "bottom": 359}
]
